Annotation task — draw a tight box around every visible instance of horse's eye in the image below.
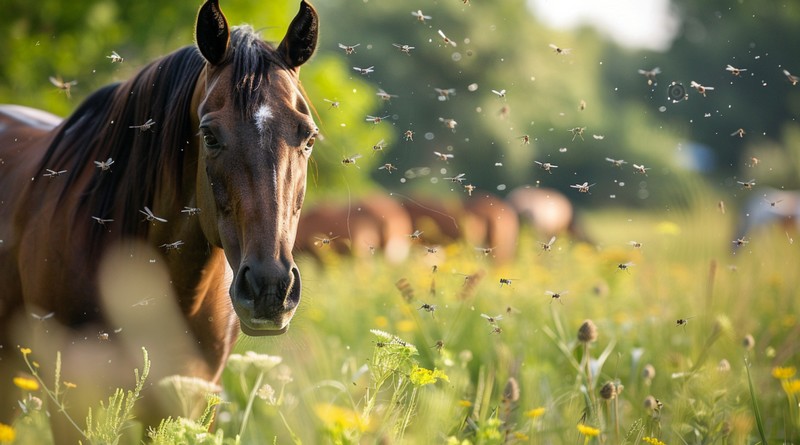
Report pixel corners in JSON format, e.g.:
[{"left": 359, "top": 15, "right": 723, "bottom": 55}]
[{"left": 200, "top": 128, "right": 221, "bottom": 149}]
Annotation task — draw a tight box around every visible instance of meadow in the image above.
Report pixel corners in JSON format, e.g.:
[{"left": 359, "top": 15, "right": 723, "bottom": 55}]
[{"left": 5, "top": 201, "right": 800, "bottom": 444}]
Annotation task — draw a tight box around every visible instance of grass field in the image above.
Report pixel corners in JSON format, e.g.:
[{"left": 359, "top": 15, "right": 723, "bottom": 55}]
[{"left": 5, "top": 203, "right": 800, "bottom": 444}]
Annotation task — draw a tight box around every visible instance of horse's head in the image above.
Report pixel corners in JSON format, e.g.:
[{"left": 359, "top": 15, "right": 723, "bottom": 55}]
[{"left": 191, "top": 0, "right": 318, "bottom": 336}]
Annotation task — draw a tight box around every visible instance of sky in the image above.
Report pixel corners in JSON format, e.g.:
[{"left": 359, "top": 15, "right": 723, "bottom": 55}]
[{"left": 527, "top": 0, "right": 681, "bottom": 51}]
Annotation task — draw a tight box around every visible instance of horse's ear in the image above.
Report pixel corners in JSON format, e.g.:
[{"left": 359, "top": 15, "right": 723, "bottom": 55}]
[
  {"left": 196, "top": 0, "right": 230, "bottom": 66},
  {"left": 277, "top": 1, "right": 319, "bottom": 69}
]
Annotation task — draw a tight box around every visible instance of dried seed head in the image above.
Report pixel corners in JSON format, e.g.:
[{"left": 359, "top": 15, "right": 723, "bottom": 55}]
[
  {"left": 503, "top": 377, "right": 520, "bottom": 402},
  {"left": 600, "top": 381, "right": 617, "bottom": 400},
  {"left": 577, "top": 319, "right": 598, "bottom": 343},
  {"left": 742, "top": 334, "right": 755, "bottom": 350},
  {"left": 642, "top": 363, "right": 656, "bottom": 380},
  {"left": 717, "top": 359, "right": 731, "bottom": 373},
  {"left": 643, "top": 395, "right": 658, "bottom": 411}
]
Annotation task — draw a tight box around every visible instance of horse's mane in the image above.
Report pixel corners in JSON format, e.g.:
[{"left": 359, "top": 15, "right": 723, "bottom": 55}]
[{"left": 36, "top": 26, "right": 286, "bottom": 246}]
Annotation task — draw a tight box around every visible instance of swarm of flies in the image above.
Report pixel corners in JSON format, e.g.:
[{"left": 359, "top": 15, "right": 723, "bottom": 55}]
[
  {"left": 499, "top": 278, "right": 518, "bottom": 287},
  {"left": 376, "top": 89, "right": 397, "bottom": 101},
  {"left": 783, "top": 69, "right": 799, "bottom": 85},
  {"left": 379, "top": 163, "right": 397, "bottom": 174},
  {"left": 549, "top": 44, "right": 570, "bottom": 55},
  {"left": 725, "top": 64, "right": 747, "bottom": 76},
  {"left": 437, "top": 30, "right": 457, "bottom": 47},
  {"left": 160, "top": 240, "right": 185, "bottom": 252},
  {"left": 439, "top": 117, "right": 458, "bottom": 130},
  {"left": 182, "top": 206, "right": 201, "bottom": 216},
  {"left": 434, "top": 87, "right": 456, "bottom": 101},
  {"left": 444, "top": 173, "right": 466, "bottom": 184},
  {"left": 539, "top": 236, "right": 556, "bottom": 253},
  {"left": 338, "top": 43, "right": 360, "bottom": 55},
  {"left": 633, "top": 164, "right": 651, "bottom": 175},
  {"left": 689, "top": 81, "right": 714, "bottom": 96},
  {"left": 546, "top": 290, "right": 568, "bottom": 304},
  {"left": 92, "top": 216, "right": 114, "bottom": 227},
  {"left": 392, "top": 43, "right": 415, "bottom": 55},
  {"left": 617, "top": 262, "right": 635, "bottom": 272},
  {"left": 342, "top": 154, "right": 362, "bottom": 167},
  {"left": 353, "top": 66, "right": 375, "bottom": 75},
  {"left": 409, "top": 230, "right": 424, "bottom": 240},
  {"left": 94, "top": 158, "right": 115, "bottom": 171},
  {"left": 463, "top": 183, "right": 476, "bottom": 196},
  {"left": 637, "top": 67, "right": 661, "bottom": 85},
  {"left": 411, "top": 9, "right": 431, "bottom": 23},
  {"left": 323, "top": 98, "right": 340, "bottom": 109},
  {"left": 106, "top": 51, "right": 124, "bottom": 63},
  {"left": 49, "top": 76, "right": 78, "bottom": 98},
  {"left": 433, "top": 151, "right": 454, "bottom": 162},
  {"left": 535, "top": 161, "right": 558, "bottom": 174},
  {"left": 140, "top": 206, "right": 167, "bottom": 224},
  {"left": 366, "top": 115, "right": 389, "bottom": 125},
  {"left": 570, "top": 182, "right": 595, "bottom": 194},
  {"left": 737, "top": 179, "right": 756, "bottom": 190},
  {"left": 43, "top": 168, "right": 67, "bottom": 178},
  {"left": 568, "top": 127, "right": 585, "bottom": 141},
  {"left": 130, "top": 119, "right": 156, "bottom": 132},
  {"left": 314, "top": 235, "right": 339, "bottom": 247},
  {"left": 606, "top": 157, "right": 627, "bottom": 168}
]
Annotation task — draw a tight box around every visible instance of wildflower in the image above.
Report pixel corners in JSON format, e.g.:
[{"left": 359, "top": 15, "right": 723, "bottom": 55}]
[
  {"left": 458, "top": 399, "right": 473, "bottom": 408},
  {"left": 19, "top": 347, "right": 32, "bottom": 358},
  {"left": 577, "top": 319, "right": 598, "bottom": 343},
  {"left": 0, "top": 423, "right": 15, "bottom": 442},
  {"left": 314, "top": 403, "right": 370, "bottom": 432},
  {"left": 717, "top": 359, "right": 731, "bottom": 373},
  {"left": 524, "top": 407, "right": 546, "bottom": 419},
  {"left": 643, "top": 395, "right": 661, "bottom": 411},
  {"left": 409, "top": 365, "right": 448, "bottom": 386},
  {"left": 227, "top": 351, "right": 282, "bottom": 374},
  {"left": 786, "top": 379, "right": 800, "bottom": 394},
  {"left": 257, "top": 384, "right": 276, "bottom": 404},
  {"left": 772, "top": 366, "right": 796, "bottom": 380},
  {"left": 577, "top": 423, "right": 600, "bottom": 437},
  {"left": 643, "top": 437, "right": 666, "bottom": 445},
  {"left": 13, "top": 376, "right": 39, "bottom": 392},
  {"left": 514, "top": 432, "right": 530, "bottom": 441}
]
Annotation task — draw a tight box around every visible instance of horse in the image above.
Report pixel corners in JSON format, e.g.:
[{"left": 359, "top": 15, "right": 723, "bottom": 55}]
[
  {"left": 506, "top": 186, "right": 590, "bottom": 242},
  {"left": 462, "top": 193, "right": 520, "bottom": 263},
  {"left": 295, "top": 193, "right": 413, "bottom": 263},
  {"left": 0, "top": 0, "right": 319, "bottom": 440},
  {"left": 734, "top": 187, "right": 800, "bottom": 242}
]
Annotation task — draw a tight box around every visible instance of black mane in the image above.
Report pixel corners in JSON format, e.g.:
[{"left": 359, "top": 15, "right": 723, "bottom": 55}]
[{"left": 35, "top": 27, "right": 284, "bottom": 246}]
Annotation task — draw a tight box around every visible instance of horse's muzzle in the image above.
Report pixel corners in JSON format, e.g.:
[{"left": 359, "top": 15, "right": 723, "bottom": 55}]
[{"left": 231, "top": 260, "right": 301, "bottom": 336}]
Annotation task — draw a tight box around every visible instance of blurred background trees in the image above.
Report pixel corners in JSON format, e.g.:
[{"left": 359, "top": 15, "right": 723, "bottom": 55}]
[{"left": 2, "top": 0, "right": 798, "bottom": 208}]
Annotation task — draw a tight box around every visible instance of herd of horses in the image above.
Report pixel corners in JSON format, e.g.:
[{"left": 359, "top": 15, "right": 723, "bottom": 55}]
[
  {"left": 0, "top": 0, "right": 798, "bottom": 442},
  {"left": 294, "top": 187, "right": 585, "bottom": 264}
]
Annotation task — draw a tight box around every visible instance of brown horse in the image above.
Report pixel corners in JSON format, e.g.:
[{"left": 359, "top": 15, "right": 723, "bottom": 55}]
[
  {"left": 506, "top": 186, "right": 589, "bottom": 242},
  {"left": 0, "top": 0, "right": 318, "bottom": 438}
]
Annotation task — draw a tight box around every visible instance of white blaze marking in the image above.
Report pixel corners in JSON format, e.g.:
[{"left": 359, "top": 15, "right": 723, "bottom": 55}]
[{"left": 254, "top": 103, "right": 273, "bottom": 135}]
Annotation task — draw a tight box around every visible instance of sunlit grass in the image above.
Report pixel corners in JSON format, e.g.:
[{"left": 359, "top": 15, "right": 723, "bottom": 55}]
[{"left": 6, "top": 206, "right": 800, "bottom": 444}]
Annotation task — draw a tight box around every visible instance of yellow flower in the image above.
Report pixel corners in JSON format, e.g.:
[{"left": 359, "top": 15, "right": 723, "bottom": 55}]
[
  {"left": 373, "top": 315, "right": 389, "bottom": 328},
  {"left": 458, "top": 399, "right": 473, "bottom": 408},
  {"left": 19, "top": 347, "right": 32, "bottom": 357},
  {"left": 785, "top": 379, "right": 800, "bottom": 394},
  {"left": 409, "top": 365, "right": 449, "bottom": 386},
  {"left": 577, "top": 424, "right": 600, "bottom": 437},
  {"left": 524, "top": 407, "right": 546, "bottom": 419},
  {"left": 13, "top": 376, "right": 39, "bottom": 391},
  {"left": 514, "top": 432, "right": 530, "bottom": 441},
  {"left": 313, "top": 403, "right": 370, "bottom": 432},
  {"left": 772, "top": 366, "right": 797, "bottom": 380},
  {"left": 395, "top": 319, "right": 416, "bottom": 333},
  {"left": 0, "top": 422, "right": 16, "bottom": 442},
  {"left": 643, "top": 437, "right": 666, "bottom": 445}
]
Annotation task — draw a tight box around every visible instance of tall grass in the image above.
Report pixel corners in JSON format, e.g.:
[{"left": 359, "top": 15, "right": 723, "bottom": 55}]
[{"left": 6, "top": 207, "right": 800, "bottom": 444}]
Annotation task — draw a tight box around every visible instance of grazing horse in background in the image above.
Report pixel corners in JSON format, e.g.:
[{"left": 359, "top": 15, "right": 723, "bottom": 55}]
[
  {"left": 296, "top": 194, "right": 413, "bottom": 263},
  {"left": 0, "top": 0, "right": 319, "bottom": 438},
  {"left": 462, "top": 193, "right": 520, "bottom": 263},
  {"left": 735, "top": 187, "right": 800, "bottom": 241},
  {"left": 506, "top": 186, "right": 590, "bottom": 242}
]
